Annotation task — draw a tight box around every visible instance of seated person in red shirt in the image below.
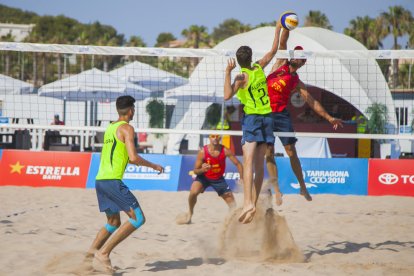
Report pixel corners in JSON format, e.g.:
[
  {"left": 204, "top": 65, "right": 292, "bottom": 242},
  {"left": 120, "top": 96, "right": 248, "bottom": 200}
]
[{"left": 51, "top": 114, "right": 65, "bottom": 125}]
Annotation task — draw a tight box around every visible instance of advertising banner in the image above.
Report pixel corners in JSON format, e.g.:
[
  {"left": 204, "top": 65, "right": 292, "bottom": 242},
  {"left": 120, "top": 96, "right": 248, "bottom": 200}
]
[
  {"left": 0, "top": 150, "right": 91, "bottom": 188},
  {"left": 86, "top": 153, "right": 182, "bottom": 191},
  {"left": 177, "top": 155, "right": 242, "bottom": 192},
  {"left": 277, "top": 158, "right": 368, "bottom": 195},
  {"left": 368, "top": 159, "right": 414, "bottom": 196}
]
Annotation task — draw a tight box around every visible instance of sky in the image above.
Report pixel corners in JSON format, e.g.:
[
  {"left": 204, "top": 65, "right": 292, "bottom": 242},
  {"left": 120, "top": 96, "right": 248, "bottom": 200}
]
[{"left": 0, "top": 0, "right": 413, "bottom": 48}]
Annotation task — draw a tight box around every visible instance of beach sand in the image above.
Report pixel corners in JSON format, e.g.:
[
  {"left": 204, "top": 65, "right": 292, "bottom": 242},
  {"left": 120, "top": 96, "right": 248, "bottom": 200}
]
[{"left": 1, "top": 186, "right": 414, "bottom": 275}]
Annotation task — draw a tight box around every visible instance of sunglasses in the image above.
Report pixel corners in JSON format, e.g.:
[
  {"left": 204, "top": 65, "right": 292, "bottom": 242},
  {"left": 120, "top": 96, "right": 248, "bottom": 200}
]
[{"left": 209, "top": 134, "right": 221, "bottom": 139}]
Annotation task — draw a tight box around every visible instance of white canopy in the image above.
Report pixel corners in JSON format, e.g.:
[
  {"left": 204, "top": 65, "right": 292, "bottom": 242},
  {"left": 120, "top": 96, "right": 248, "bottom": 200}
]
[
  {"left": 109, "top": 61, "right": 188, "bottom": 92},
  {"left": 0, "top": 74, "right": 33, "bottom": 94},
  {"left": 38, "top": 68, "right": 151, "bottom": 101}
]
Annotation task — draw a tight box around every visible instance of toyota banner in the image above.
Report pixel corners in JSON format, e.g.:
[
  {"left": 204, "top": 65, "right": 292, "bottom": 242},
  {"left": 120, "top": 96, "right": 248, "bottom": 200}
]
[{"left": 368, "top": 159, "right": 414, "bottom": 196}]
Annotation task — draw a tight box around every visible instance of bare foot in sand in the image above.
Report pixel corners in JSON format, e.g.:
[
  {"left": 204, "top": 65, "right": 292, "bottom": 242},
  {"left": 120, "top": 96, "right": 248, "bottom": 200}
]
[
  {"left": 175, "top": 212, "right": 192, "bottom": 225},
  {"left": 300, "top": 188, "right": 312, "bottom": 201},
  {"left": 239, "top": 205, "right": 254, "bottom": 222},
  {"left": 94, "top": 251, "right": 114, "bottom": 273},
  {"left": 275, "top": 191, "right": 283, "bottom": 206},
  {"left": 241, "top": 208, "right": 256, "bottom": 224},
  {"left": 238, "top": 204, "right": 254, "bottom": 222},
  {"left": 84, "top": 251, "right": 95, "bottom": 261}
]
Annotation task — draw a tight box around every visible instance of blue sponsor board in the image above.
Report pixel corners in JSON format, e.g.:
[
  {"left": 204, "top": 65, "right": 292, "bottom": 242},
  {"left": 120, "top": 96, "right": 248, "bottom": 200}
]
[
  {"left": 177, "top": 155, "right": 242, "bottom": 192},
  {"left": 0, "top": 149, "right": 2, "bottom": 160},
  {"left": 86, "top": 153, "right": 182, "bottom": 191},
  {"left": 276, "top": 157, "right": 368, "bottom": 195}
]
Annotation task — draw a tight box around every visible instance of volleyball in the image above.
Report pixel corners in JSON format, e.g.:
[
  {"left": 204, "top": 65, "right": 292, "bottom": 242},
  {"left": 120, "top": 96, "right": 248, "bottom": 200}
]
[{"left": 280, "top": 11, "right": 299, "bottom": 31}]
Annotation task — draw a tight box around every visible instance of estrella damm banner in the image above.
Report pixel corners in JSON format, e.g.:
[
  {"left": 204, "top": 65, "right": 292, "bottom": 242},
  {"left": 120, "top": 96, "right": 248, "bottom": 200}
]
[{"left": 0, "top": 150, "right": 91, "bottom": 188}]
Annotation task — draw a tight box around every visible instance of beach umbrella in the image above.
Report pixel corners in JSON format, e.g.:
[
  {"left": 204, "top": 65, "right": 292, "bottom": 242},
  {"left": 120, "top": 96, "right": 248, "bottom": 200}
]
[
  {"left": 0, "top": 74, "right": 34, "bottom": 94},
  {"left": 109, "top": 61, "right": 188, "bottom": 95},
  {"left": 38, "top": 68, "right": 151, "bottom": 125}
]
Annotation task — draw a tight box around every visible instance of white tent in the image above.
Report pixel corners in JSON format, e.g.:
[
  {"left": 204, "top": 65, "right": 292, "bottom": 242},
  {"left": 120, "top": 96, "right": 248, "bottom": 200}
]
[
  {"left": 166, "top": 26, "right": 397, "bottom": 154},
  {"left": 109, "top": 61, "right": 188, "bottom": 93},
  {"left": 0, "top": 74, "right": 33, "bottom": 94},
  {"left": 38, "top": 68, "right": 151, "bottom": 101},
  {"left": 38, "top": 68, "right": 151, "bottom": 126}
]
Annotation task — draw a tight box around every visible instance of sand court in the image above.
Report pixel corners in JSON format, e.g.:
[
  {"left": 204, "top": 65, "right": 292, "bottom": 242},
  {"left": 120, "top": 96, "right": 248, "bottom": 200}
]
[{"left": 1, "top": 186, "right": 414, "bottom": 275}]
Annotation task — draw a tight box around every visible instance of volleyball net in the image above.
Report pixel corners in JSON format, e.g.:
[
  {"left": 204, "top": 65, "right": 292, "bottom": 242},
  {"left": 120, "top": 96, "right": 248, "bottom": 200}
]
[{"left": 0, "top": 41, "right": 413, "bottom": 156}]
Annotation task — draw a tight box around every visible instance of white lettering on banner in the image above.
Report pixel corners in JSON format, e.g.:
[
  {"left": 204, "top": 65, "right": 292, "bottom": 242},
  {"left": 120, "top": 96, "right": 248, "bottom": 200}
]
[
  {"left": 305, "top": 170, "right": 349, "bottom": 184},
  {"left": 401, "top": 175, "right": 414, "bottom": 184},
  {"left": 124, "top": 165, "right": 171, "bottom": 180},
  {"left": 126, "top": 165, "right": 172, "bottom": 173},
  {"left": 26, "top": 166, "right": 80, "bottom": 181},
  {"left": 224, "top": 172, "right": 240, "bottom": 180},
  {"left": 307, "top": 170, "right": 349, "bottom": 177},
  {"left": 123, "top": 173, "right": 170, "bottom": 180},
  {"left": 378, "top": 173, "right": 414, "bottom": 185}
]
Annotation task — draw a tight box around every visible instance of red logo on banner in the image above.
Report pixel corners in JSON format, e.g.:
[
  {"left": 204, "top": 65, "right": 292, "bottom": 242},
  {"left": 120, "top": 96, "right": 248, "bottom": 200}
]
[
  {"left": 368, "top": 159, "right": 414, "bottom": 196},
  {"left": 0, "top": 150, "right": 92, "bottom": 188}
]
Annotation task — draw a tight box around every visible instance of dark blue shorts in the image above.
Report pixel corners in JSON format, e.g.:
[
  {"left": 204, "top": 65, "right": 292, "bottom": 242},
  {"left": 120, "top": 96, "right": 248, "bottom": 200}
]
[
  {"left": 195, "top": 175, "right": 231, "bottom": 196},
  {"left": 95, "top": 179, "right": 140, "bottom": 213},
  {"left": 271, "top": 109, "right": 298, "bottom": 146},
  {"left": 241, "top": 114, "right": 275, "bottom": 145}
]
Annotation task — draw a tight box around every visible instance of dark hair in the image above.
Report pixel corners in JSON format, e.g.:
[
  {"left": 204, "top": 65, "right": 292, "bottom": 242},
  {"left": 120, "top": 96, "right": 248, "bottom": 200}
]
[
  {"left": 236, "top": 46, "right": 252, "bottom": 68},
  {"left": 116, "top": 95, "right": 135, "bottom": 114}
]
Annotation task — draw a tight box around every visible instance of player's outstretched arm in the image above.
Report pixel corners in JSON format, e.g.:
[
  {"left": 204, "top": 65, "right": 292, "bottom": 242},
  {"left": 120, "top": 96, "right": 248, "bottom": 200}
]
[
  {"left": 257, "top": 21, "right": 282, "bottom": 69},
  {"left": 297, "top": 81, "right": 344, "bottom": 130},
  {"left": 122, "top": 125, "right": 164, "bottom": 173},
  {"left": 270, "top": 27, "right": 290, "bottom": 73},
  {"left": 224, "top": 58, "right": 245, "bottom": 100}
]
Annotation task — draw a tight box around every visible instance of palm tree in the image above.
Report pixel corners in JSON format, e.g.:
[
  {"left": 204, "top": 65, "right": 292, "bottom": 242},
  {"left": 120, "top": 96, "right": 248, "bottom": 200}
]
[
  {"left": 211, "top": 19, "right": 251, "bottom": 44},
  {"left": 409, "top": 28, "right": 414, "bottom": 49},
  {"left": 76, "top": 30, "right": 90, "bottom": 72},
  {"left": 380, "top": 5, "right": 413, "bottom": 88},
  {"left": 49, "top": 31, "right": 68, "bottom": 80},
  {"left": 127, "top": 36, "right": 146, "bottom": 47},
  {"left": 304, "top": 10, "right": 333, "bottom": 30},
  {"left": 181, "top": 25, "right": 210, "bottom": 73},
  {"left": 25, "top": 30, "right": 43, "bottom": 86},
  {"left": 344, "top": 16, "right": 386, "bottom": 49},
  {"left": 155, "top": 33, "right": 176, "bottom": 47},
  {"left": 124, "top": 35, "right": 147, "bottom": 63},
  {"left": 0, "top": 33, "right": 15, "bottom": 76},
  {"left": 181, "top": 25, "right": 210, "bottom": 49}
]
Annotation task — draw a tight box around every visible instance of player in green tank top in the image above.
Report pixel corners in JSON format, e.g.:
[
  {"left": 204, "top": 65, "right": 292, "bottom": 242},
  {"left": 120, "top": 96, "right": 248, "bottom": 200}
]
[
  {"left": 236, "top": 64, "right": 272, "bottom": 115},
  {"left": 87, "top": 95, "right": 164, "bottom": 272},
  {"left": 96, "top": 120, "right": 129, "bottom": 180},
  {"left": 224, "top": 21, "right": 282, "bottom": 224}
]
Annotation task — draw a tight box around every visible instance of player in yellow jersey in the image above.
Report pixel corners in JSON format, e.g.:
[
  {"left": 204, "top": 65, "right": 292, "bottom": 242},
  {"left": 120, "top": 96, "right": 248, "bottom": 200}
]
[
  {"left": 87, "top": 95, "right": 164, "bottom": 272},
  {"left": 224, "top": 21, "right": 283, "bottom": 224}
]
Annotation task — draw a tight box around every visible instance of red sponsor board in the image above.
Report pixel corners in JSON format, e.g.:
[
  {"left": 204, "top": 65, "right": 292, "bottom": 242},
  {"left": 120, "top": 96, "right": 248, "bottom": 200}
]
[
  {"left": 0, "top": 150, "right": 92, "bottom": 188},
  {"left": 368, "top": 159, "right": 414, "bottom": 196}
]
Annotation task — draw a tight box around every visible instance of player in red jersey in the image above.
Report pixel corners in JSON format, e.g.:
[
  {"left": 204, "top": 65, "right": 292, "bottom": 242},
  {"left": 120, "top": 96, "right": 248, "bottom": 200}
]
[
  {"left": 266, "top": 29, "right": 343, "bottom": 206},
  {"left": 176, "top": 134, "right": 243, "bottom": 224}
]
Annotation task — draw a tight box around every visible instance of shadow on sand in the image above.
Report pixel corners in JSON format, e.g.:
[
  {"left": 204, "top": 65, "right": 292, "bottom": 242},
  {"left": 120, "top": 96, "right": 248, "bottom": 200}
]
[
  {"left": 144, "top": 257, "right": 225, "bottom": 272},
  {"left": 305, "top": 240, "right": 414, "bottom": 260}
]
